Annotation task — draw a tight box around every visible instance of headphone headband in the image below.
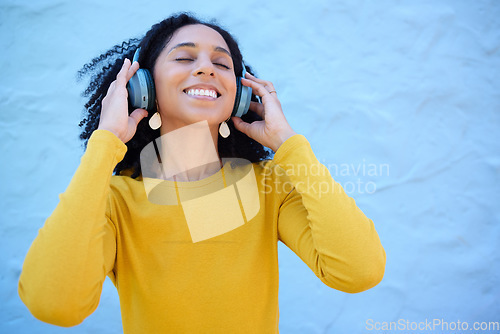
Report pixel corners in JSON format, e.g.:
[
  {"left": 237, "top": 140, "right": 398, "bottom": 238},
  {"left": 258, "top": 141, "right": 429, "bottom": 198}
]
[{"left": 133, "top": 47, "right": 141, "bottom": 63}]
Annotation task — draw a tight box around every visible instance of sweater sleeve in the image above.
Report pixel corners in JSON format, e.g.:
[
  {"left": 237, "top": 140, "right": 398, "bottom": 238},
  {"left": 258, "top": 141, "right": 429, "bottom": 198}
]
[
  {"left": 275, "top": 134, "right": 386, "bottom": 293},
  {"left": 18, "top": 130, "right": 127, "bottom": 327}
]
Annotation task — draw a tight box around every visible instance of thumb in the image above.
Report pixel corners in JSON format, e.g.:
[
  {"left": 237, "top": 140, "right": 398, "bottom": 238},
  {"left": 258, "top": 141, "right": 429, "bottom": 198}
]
[
  {"left": 232, "top": 117, "right": 251, "bottom": 136},
  {"left": 130, "top": 108, "right": 148, "bottom": 126}
]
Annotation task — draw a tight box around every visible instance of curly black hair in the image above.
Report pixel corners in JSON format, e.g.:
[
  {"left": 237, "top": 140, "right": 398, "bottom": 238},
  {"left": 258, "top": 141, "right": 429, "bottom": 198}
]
[{"left": 78, "top": 12, "right": 272, "bottom": 178}]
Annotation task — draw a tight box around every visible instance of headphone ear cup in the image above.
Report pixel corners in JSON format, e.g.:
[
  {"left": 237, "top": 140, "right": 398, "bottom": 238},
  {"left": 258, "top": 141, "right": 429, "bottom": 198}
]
[
  {"left": 142, "top": 69, "right": 156, "bottom": 111},
  {"left": 231, "top": 76, "right": 252, "bottom": 118},
  {"left": 127, "top": 68, "right": 156, "bottom": 112},
  {"left": 238, "top": 84, "right": 252, "bottom": 117},
  {"left": 231, "top": 77, "right": 243, "bottom": 117}
]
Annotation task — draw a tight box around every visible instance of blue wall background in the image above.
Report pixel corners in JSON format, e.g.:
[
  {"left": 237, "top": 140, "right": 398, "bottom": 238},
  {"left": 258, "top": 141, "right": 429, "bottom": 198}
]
[{"left": 1, "top": 0, "right": 499, "bottom": 333}]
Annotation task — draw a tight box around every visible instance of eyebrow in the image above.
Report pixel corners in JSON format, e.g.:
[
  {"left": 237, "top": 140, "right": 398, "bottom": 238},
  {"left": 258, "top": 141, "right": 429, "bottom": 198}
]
[{"left": 167, "top": 42, "right": 231, "bottom": 57}]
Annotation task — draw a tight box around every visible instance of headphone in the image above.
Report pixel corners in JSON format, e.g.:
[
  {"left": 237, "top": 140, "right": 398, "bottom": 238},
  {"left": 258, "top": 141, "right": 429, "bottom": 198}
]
[{"left": 126, "top": 47, "right": 252, "bottom": 118}]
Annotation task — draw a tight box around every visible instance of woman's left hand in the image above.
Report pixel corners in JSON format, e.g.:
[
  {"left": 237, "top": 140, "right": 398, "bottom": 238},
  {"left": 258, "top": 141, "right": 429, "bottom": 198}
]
[{"left": 232, "top": 72, "right": 296, "bottom": 152}]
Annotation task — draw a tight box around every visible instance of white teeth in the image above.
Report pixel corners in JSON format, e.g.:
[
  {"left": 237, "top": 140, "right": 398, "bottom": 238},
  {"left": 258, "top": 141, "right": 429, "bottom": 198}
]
[{"left": 185, "top": 89, "right": 218, "bottom": 98}]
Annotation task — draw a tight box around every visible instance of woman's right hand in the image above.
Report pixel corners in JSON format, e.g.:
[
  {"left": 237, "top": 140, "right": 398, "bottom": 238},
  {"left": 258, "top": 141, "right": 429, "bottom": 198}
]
[{"left": 97, "top": 58, "right": 149, "bottom": 143}]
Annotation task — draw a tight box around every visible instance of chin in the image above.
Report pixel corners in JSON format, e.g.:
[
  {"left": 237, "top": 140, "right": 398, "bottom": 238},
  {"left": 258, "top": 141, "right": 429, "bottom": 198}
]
[{"left": 185, "top": 107, "right": 230, "bottom": 124}]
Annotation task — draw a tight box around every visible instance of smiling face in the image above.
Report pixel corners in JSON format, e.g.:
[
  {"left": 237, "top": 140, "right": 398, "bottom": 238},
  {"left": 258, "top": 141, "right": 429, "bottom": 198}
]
[{"left": 153, "top": 24, "right": 237, "bottom": 132}]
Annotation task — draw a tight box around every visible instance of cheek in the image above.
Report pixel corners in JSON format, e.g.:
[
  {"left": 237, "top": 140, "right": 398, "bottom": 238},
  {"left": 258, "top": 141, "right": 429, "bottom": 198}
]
[
  {"left": 153, "top": 66, "right": 184, "bottom": 96},
  {"left": 226, "top": 76, "right": 238, "bottom": 100},
  {"left": 154, "top": 78, "right": 180, "bottom": 103},
  {"left": 226, "top": 83, "right": 237, "bottom": 109}
]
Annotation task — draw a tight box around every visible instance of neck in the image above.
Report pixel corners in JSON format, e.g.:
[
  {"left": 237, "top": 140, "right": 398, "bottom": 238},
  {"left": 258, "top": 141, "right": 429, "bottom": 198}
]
[{"left": 157, "top": 120, "right": 222, "bottom": 182}]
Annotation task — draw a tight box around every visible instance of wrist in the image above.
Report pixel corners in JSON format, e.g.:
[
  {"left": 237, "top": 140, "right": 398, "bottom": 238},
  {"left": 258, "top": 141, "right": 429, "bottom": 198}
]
[
  {"left": 97, "top": 124, "right": 123, "bottom": 142},
  {"left": 270, "top": 128, "right": 297, "bottom": 152}
]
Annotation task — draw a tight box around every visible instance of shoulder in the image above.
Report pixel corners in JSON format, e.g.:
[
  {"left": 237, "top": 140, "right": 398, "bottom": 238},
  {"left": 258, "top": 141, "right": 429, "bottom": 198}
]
[
  {"left": 249, "top": 159, "right": 294, "bottom": 201},
  {"left": 109, "top": 171, "right": 146, "bottom": 204},
  {"left": 252, "top": 159, "right": 283, "bottom": 179}
]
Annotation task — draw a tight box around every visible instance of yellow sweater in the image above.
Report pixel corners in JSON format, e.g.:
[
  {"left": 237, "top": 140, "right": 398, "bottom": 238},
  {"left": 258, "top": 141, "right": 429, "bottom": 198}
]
[{"left": 18, "top": 130, "right": 385, "bottom": 333}]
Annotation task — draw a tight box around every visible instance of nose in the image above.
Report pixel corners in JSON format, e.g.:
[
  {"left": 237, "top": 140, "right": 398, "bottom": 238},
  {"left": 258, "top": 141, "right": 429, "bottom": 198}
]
[{"left": 193, "top": 56, "right": 215, "bottom": 77}]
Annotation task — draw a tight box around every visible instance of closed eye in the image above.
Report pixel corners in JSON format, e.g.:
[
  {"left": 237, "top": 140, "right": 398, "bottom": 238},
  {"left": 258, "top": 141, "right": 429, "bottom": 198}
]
[
  {"left": 214, "top": 63, "right": 231, "bottom": 69},
  {"left": 175, "top": 58, "right": 230, "bottom": 70}
]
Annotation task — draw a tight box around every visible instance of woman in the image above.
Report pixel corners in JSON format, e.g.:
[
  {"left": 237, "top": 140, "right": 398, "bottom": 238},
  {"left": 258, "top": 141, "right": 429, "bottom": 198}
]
[{"left": 18, "top": 13, "right": 386, "bottom": 333}]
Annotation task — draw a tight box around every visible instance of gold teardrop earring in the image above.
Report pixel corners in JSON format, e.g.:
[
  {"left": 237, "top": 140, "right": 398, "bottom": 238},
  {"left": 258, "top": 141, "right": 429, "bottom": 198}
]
[
  {"left": 219, "top": 117, "right": 231, "bottom": 138},
  {"left": 149, "top": 101, "right": 162, "bottom": 130}
]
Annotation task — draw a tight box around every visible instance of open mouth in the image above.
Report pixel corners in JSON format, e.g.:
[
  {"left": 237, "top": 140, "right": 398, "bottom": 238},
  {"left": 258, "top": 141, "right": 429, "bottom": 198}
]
[{"left": 183, "top": 88, "right": 221, "bottom": 99}]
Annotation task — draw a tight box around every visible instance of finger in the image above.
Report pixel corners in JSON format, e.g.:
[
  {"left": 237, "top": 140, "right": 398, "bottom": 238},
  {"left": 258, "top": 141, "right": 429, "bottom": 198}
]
[
  {"left": 106, "top": 80, "right": 116, "bottom": 93},
  {"left": 126, "top": 60, "right": 140, "bottom": 82},
  {"left": 249, "top": 101, "right": 265, "bottom": 118},
  {"left": 245, "top": 72, "right": 276, "bottom": 91},
  {"left": 129, "top": 108, "right": 148, "bottom": 126},
  {"left": 104, "top": 80, "right": 119, "bottom": 98},
  {"left": 231, "top": 117, "right": 251, "bottom": 137},
  {"left": 115, "top": 58, "right": 131, "bottom": 85},
  {"left": 241, "top": 77, "right": 275, "bottom": 99},
  {"left": 244, "top": 72, "right": 267, "bottom": 84}
]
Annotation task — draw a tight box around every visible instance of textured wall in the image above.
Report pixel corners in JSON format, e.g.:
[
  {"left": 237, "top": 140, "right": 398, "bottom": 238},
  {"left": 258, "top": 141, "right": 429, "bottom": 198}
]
[{"left": 1, "top": 0, "right": 499, "bottom": 333}]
